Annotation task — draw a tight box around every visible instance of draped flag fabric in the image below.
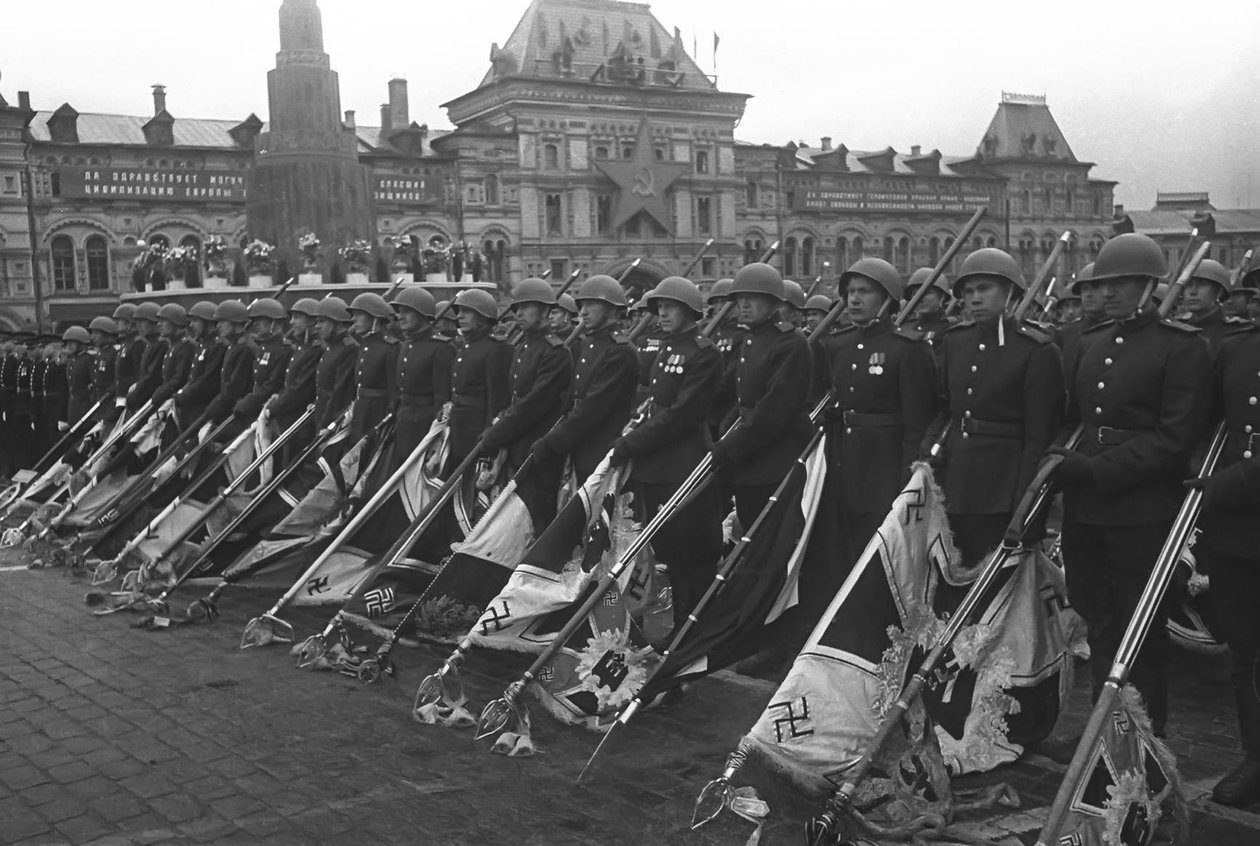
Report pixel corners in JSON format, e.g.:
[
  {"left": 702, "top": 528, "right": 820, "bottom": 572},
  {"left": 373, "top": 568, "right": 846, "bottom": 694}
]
[
  {"left": 636, "top": 435, "right": 827, "bottom": 705},
  {"left": 743, "top": 464, "right": 1079, "bottom": 794}
]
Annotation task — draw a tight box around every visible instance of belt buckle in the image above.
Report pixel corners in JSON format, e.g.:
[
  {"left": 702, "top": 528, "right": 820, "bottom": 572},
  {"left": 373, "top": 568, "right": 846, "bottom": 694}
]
[
  {"left": 960, "top": 416, "right": 976, "bottom": 435},
  {"left": 1247, "top": 432, "right": 1260, "bottom": 453},
  {"left": 1096, "top": 425, "right": 1114, "bottom": 445}
]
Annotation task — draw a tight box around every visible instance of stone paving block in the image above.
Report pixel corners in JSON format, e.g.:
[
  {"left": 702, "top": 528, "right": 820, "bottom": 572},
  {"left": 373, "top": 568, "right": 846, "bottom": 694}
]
[
  {"left": 117, "top": 771, "right": 179, "bottom": 800},
  {"left": 53, "top": 812, "right": 115, "bottom": 844},
  {"left": 0, "top": 763, "right": 51, "bottom": 791},
  {"left": 147, "top": 792, "right": 205, "bottom": 824},
  {"left": 88, "top": 792, "right": 148, "bottom": 824},
  {"left": 48, "top": 760, "right": 99, "bottom": 784},
  {"left": 176, "top": 815, "right": 241, "bottom": 843},
  {"left": 3, "top": 807, "right": 54, "bottom": 842},
  {"left": 207, "top": 793, "right": 269, "bottom": 820},
  {"left": 33, "top": 792, "right": 90, "bottom": 823},
  {"left": 94, "top": 756, "right": 149, "bottom": 781}
]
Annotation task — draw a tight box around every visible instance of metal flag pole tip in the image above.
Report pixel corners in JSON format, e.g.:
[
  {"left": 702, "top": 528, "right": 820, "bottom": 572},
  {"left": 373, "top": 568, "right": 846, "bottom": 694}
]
[
  {"left": 240, "top": 613, "right": 294, "bottom": 649},
  {"left": 476, "top": 678, "right": 527, "bottom": 740}
]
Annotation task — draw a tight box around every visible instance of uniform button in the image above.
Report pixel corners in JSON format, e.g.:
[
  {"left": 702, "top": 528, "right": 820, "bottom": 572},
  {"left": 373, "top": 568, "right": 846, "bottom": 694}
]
[
  {"left": 964, "top": 410, "right": 972, "bottom": 418},
  {"left": 850, "top": 363, "right": 857, "bottom": 371},
  {"left": 962, "top": 432, "right": 970, "bottom": 439},
  {"left": 1104, "top": 358, "right": 1113, "bottom": 365},
  {"left": 1115, "top": 337, "right": 1124, "bottom": 345},
  {"left": 845, "top": 427, "right": 853, "bottom": 434},
  {"left": 1095, "top": 406, "right": 1102, "bottom": 414},
  {"left": 970, "top": 365, "right": 978, "bottom": 373},
  {"left": 966, "top": 388, "right": 974, "bottom": 395},
  {"left": 1252, "top": 397, "right": 1258, "bottom": 406},
  {"left": 848, "top": 386, "right": 855, "bottom": 392},
  {"left": 1246, "top": 450, "right": 1254, "bottom": 459},
  {"left": 1097, "top": 382, "right": 1105, "bottom": 389},
  {"left": 978, "top": 343, "right": 986, "bottom": 352},
  {"left": 1246, "top": 425, "right": 1254, "bottom": 434},
  {"left": 857, "top": 343, "right": 864, "bottom": 350},
  {"left": 580, "top": 358, "right": 586, "bottom": 364}
]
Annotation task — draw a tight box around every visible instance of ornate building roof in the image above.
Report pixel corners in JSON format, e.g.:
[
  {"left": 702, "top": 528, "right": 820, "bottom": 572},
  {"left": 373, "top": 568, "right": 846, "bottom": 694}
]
[{"left": 977, "top": 92, "right": 1081, "bottom": 164}]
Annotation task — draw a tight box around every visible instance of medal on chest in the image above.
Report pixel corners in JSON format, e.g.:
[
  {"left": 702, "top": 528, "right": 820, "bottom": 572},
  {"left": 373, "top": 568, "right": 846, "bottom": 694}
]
[
  {"left": 665, "top": 353, "right": 685, "bottom": 375},
  {"left": 868, "top": 351, "right": 886, "bottom": 376},
  {"left": 259, "top": 351, "right": 270, "bottom": 368}
]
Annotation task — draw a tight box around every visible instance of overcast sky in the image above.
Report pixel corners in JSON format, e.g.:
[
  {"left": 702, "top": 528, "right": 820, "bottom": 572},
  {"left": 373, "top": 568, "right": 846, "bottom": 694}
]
[{"left": 4, "top": 0, "right": 1257, "bottom": 210}]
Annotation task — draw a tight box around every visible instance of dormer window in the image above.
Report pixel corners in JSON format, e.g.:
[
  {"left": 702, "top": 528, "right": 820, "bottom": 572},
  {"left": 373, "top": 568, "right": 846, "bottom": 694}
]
[{"left": 1043, "top": 136, "right": 1057, "bottom": 155}]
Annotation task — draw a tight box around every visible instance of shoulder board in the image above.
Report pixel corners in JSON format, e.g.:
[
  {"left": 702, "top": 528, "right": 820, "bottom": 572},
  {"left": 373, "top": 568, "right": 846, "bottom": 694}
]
[
  {"left": 545, "top": 335, "right": 564, "bottom": 348},
  {"left": 1224, "top": 316, "right": 1252, "bottom": 326},
  {"left": 695, "top": 336, "right": 716, "bottom": 350},
  {"left": 892, "top": 326, "right": 924, "bottom": 341},
  {"left": 945, "top": 320, "right": 976, "bottom": 333},
  {"left": 1159, "top": 319, "right": 1201, "bottom": 334},
  {"left": 832, "top": 324, "right": 859, "bottom": 335},
  {"left": 1016, "top": 324, "right": 1054, "bottom": 344},
  {"left": 345, "top": 336, "right": 360, "bottom": 347},
  {"left": 775, "top": 320, "right": 795, "bottom": 333},
  {"left": 1224, "top": 321, "right": 1257, "bottom": 337},
  {"left": 611, "top": 333, "right": 631, "bottom": 345},
  {"left": 434, "top": 333, "right": 454, "bottom": 343},
  {"left": 1082, "top": 319, "right": 1114, "bottom": 335}
]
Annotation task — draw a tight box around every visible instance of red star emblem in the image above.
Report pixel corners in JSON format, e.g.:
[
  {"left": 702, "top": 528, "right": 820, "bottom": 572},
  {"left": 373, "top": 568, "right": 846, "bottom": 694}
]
[{"left": 593, "top": 118, "right": 689, "bottom": 235}]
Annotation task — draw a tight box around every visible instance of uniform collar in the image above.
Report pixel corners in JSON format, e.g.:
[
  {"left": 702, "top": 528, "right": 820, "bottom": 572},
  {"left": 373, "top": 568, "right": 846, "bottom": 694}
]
[
  {"left": 405, "top": 327, "right": 435, "bottom": 342},
  {"left": 1190, "top": 306, "right": 1224, "bottom": 328}
]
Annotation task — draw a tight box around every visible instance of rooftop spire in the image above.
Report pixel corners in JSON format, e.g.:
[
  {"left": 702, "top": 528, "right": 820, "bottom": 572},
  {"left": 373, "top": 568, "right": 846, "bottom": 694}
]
[{"left": 279, "top": 0, "right": 324, "bottom": 53}]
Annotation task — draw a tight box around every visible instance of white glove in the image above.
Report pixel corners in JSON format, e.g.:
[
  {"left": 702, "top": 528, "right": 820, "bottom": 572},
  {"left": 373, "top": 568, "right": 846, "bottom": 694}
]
[
  {"left": 58, "top": 421, "right": 70, "bottom": 432},
  {"left": 439, "top": 402, "right": 452, "bottom": 423}
]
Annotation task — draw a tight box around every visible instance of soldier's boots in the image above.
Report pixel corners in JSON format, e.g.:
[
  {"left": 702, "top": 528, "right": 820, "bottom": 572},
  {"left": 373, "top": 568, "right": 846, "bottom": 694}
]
[{"left": 1212, "top": 756, "right": 1260, "bottom": 807}]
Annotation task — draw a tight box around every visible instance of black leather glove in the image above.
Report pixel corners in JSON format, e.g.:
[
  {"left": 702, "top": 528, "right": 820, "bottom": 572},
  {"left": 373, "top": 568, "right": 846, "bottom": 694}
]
[
  {"left": 609, "top": 443, "right": 630, "bottom": 468},
  {"left": 1048, "top": 446, "right": 1093, "bottom": 487}
]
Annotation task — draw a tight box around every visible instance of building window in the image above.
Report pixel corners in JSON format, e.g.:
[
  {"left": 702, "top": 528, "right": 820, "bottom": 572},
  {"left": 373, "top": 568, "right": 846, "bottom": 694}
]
[
  {"left": 483, "top": 239, "right": 507, "bottom": 283},
  {"left": 696, "top": 196, "right": 712, "bottom": 234},
  {"left": 545, "top": 193, "right": 563, "bottom": 235},
  {"left": 621, "top": 143, "right": 634, "bottom": 159},
  {"left": 744, "top": 239, "right": 763, "bottom": 265},
  {"left": 746, "top": 180, "right": 758, "bottom": 209},
  {"left": 897, "top": 237, "right": 911, "bottom": 273},
  {"left": 696, "top": 150, "right": 709, "bottom": 174},
  {"left": 1021, "top": 189, "right": 1032, "bottom": 215},
  {"left": 50, "top": 172, "right": 62, "bottom": 197},
  {"left": 484, "top": 175, "right": 500, "bottom": 205},
  {"left": 784, "top": 190, "right": 795, "bottom": 208},
  {"left": 929, "top": 236, "right": 941, "bottom": 266},
  {"left": 594, "top": 145, "right": 610, "bottom": 160},
  {"left": 1044, "top": 187, "right": 1053, "bottom": 212},
  {"left": 1, "top": 175, "right": 16, "bottom": 194},
  {"left": 1092, "top": 193, "right": 1103, "bottom": 216},
  {"left": 802, "top": 237, "right": 815, "bottom": 277},
  {"left": 550, "top": 259, "right": 567, "bottom": 280},
  {"left": 655, "top": 147, "right": 665, "bottom": 161},
  {"left": 85, "top": 235, "right": 109, "bottom": 291},
  {"left": 835, "top": 239, "right": 848, "bottom": 274},
  {"left": 51, "top": 235, "right": 76, "bottom": 292},
  {"left": 853, "top": 236, "right": 864, "bottom": 258},
  {"left": 544, "top": 144, "right": 560, "bottom": 170},
  {"left": 700, "top": 257, "right": 716, "bottom": 278},
  {"left": 1065, "top": 191, "right": 1073, "bottom": 215},
  {"left": 784, "top": 237, "right": 797, "bottom": 278},
  {"left": 596, "top": 195, "right": 612, "bottom": 235},
  {"left": 882, "top": 237, "right": 894, "bottom": 264}
]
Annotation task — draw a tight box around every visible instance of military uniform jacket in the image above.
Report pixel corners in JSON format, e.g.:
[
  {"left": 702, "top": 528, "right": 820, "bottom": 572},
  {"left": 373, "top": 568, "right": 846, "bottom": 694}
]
[
  {"left": 0, "top": 353, "right": 16, "bottom": 422},
  {"left": 1062, "top": 310, "right": 1212, "bottom": 526},
  {"left": 174, "top": 337, "right": 227, "bottom": 421},
  {"left": 14, "top": 356, "right": 34, "bottom": 421},
  {"left": 150, "top": 338, "right": 194, "bottom": 407},
  {"left": 1054, "top": 315, "right": 1105, "bottom": 395},
  {"left": 716, "top": 319, "right": 814, "bottom": 486},
  {"left": 114, "top": 336, "right": 145, "bottom": 400},
  {"left": 708, "top": 320, "right": 748, "bottom": 429},
  {"left": 1189, "top": 325, "right": 1260, "bottom": 558},
  {"left": 394, "top": 329, "right": 454, "bottom": 454},
  {"left": 350, "top": 332, "right": 398, "bottom": 442},
  {"left": 312, "top": 337, "right": 358, "bottom": 430},
  {"left": 234, "top": 335, "right": 292, "bottom": 420},
  {"left": 825, "top": 320, "right": 938, "bottom": 513},
  {"left": 40, "top": 357, "right": 67, "bottom": 427},
  {"left": 544, "top": 326, "right": 639, "bottom": 475},
  {"left": 66, "top": 351, "right": 94, "bottom": 424},
  {"left": 269, "top": 338, "right": 322, "bottom": 428},
  {"left": 204, "top": 338, "right": 257, "bottom": 423},
  {"left": 448, "top": 331, "right": 512, "bottom": 460},
  {"left": 128, "top": 336, "right": 169, "bottom": 410},
  {"left": 1188, "top": 307, "right": 1249, "bottom": 358},
  {"left": 635, "top": 329, "right": 668, "bottom": 388},
  {"left": 91, "top": 346, "right": 116, "bottom": 404},
  {"left": 929, "top": 316, "right": 1064, "bottom": 515},
  {"left": 617, "top": 326, "right": 722, "bottom": 486},
  {"left": 481, "top": 328, "right": 573, "bottom": 469}
]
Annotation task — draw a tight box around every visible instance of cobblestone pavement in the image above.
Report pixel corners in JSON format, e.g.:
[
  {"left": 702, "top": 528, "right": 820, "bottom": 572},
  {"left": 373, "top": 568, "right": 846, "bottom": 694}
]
[{"left": 3, "top": 554, "right": 1260, "bottom": 845}]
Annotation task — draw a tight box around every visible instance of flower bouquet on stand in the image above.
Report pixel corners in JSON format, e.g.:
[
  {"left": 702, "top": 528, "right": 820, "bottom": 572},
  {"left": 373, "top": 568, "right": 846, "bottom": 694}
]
[
  {"left": 131, "top": 242, "right": 168, "bottom": 292},
  {"left": 298, "top": 232, "right": 322, "bottom": 284},
  {"left": 163, "top": 245, "right": 199, "bottom": 289},
  {"left": 203, "top": 236, "right": 229, "bottom": 288},
  {"left": 338, "top": 239, "right": 373, "bottom": 285},
  {"left": 420, "top": 235, "right": 451, "bottom": 284},
  {"left": 243, "top": 239, "right": 274, "bottom": 287}
]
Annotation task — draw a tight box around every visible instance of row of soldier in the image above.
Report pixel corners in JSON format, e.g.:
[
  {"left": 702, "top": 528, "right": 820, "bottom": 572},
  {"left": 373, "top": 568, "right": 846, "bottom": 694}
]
[{"left": 3, "top": 232, "right": 1259, "bottom": 806}]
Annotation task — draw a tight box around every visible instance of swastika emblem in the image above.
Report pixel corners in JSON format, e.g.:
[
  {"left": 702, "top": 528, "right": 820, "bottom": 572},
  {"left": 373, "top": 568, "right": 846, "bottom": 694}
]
[
  {"left": 625, "top": 564, "right": 651, "bottom": 602},
  {"left": 305, "top": 575, "right": 330, "bottom": 595},
  {"left": 902, "top": 486, "right": 925, "bottom": 526},
  {"left": 363, "top": 587, "right": 395, "bottom": 618},
  {"left": 1112, "top": 710, "right": 1131, "bottom": 734},
  {"left": 1058, "top": 834, "right": 1084, "bottom": 846},
  {"left": 769, "top": 697, "right": 814, "bottom": 743},
  {"left": 537, "top": 665, "right": 555, "bottom": 683},
  {"left": 479, "top": 602, "right": 512, "bottom": 635}
]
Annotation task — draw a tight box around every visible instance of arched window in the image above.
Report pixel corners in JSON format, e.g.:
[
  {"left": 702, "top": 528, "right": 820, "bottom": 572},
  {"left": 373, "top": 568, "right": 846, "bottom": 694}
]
[
  {"left": 149, "top": 233, "right": 171, "bottom": 249},
  {"left": 835, "top": 238, "right": 848, "bottom": 276},
  {"left": 544, "top": 143, "right": 559, "bottom": 169},
  {"left": 180, "top": 235, "right": 202, "bottom": 286},
  {"left": 482, "top": 239, "right": 507, "bottom": 283},
  {"left": 51, "top": 235, "right": 76, "bottom": 291},
  {"left": 883, "top": 237, "right": 894, "bottom": 264},
  {"left": 484, "top": 174, "right": 500, "bottom": 206},
  {"left": 929, "top": 237, "right": 941, "bottom": 266},
  {"left": 85, "top": 235, "right": 109, "bottom": 291},
  {"left": 853, "top": 236, "right": 864, "bottom": 258},
  {"left": 897, "top": 237, "right": 911, "bottom": 272},
  {"left": 695, "top": 150, "right": 709, "bottom": 174},
  {"left": 986, "top": 236, "right": 998, "bottom": 249},
  {"left": 801, "top": 237, "right": 815, "bottom": 277},
  {"left": 783, "top": 237, "right": 797, "bottom": 278}
]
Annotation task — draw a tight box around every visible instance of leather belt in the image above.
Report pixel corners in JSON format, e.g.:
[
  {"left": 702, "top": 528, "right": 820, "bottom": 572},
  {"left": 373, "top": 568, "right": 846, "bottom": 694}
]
[
  {"left": 959, "top": 416, "right": 1023, "bottom": 439},
  {"left": 1241, "top": 431, "right": 1260, "bottom": 458},
  {"left": 1085, "top": 424, "right": 1147, "bottom": 446},
  {"left": 399, "top": 393, "right": 436, "bottom": 403},
  {"left": 452, "top": 391, "right": 484, "bottom": 403},
  {"left": 357, "top": 388, "right": 389, "bottom": 399},
  {"left": 842, "top": 411, "right": 903, "bottom": 428}
]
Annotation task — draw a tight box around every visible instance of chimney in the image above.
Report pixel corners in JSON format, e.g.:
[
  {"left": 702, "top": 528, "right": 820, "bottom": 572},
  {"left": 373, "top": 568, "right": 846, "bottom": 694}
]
[
  {"left": 380, "top": 104, "right": 392, "bottom": 133},
  {"left": 18, "top": 91, "right": 31, "bottom": 111},
  {"left": 911, "top": 145, "right": 921, "bottom": 156},
  {"left": 344, "top": 109, "right": 356, "bottom": 130},
  {"left": 821, "top": 136, "right": 832, "bottom": 151},
  {"left": 388, "top": 78, "right": 409, "bottom": 130},
  {"left": 152, "top": 84, "right": 167, "bottom": 115}
]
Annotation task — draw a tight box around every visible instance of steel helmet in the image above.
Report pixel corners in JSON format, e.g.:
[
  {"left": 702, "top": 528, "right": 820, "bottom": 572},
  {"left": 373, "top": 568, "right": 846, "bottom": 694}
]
[
  {"left": 729, "top": 262, "right": 786, "bottom": 301},
  {"left": 189, "top": 301, "right": 219, "bottom": 323},
  {"left": 453, "top": 289, "right": 499, "bottom": 321},
  {"left": 157, "top": 303, "right": 188, "bottom": 327},
  {"left": 317, "top": 296, "right": 353, "bottom": 323},
  {"left": 133, "top": 302, "right": 161, "bottom": 324},
  {"left": 645, "top": 276, "right": 704, "bottom": 316},
  {"left": 62, "top": 326, "right": 91, "bottom": 345},
  {"left": 1069, "top": 262, "right": 1096, "bottom": 295},
  {"left": 248, "top": 298, "right": 287, "bottom": 321},
  {"left": 510, "top": 278, "right": 557, "bottom": 308},
  {"left": 88, "top": 316, "right": 117, "bottom": 335},
  {"left": 348, "top": 292, "right": 393, "bottom": 321},
  {"left": 575, "top": 275, "right": 629, "bottom": 308},
  {"left": 953, "top": 248, "right": 1023, "bottom": 297},
  {"left": 290, "top": 297, "right": 321, "bottom": 319},
  {"left": 1052, "top": 274, "right": 1081, "bottom": 302},
  {"left": 782, "top": 280, "right": 807, "bottom": 309},
  {"left": 803, "top": 294, "right": 833, "bottom": 314},
  {"left": 1151, "top": 281, "right": 1172, "bottom": 306},
  {"left": 434, "top": 300, "right": 454, "bottom": 320},
  {"left": 1090, "top": 233, "right": 1167, "bottom": 282},
  {"left": 1189, "top": 259, "right": 1231, "bottom": 299},
  {"left": 555, "top": 293, "right": 578, "bottom": 315},
  {"left": 707, "top": 278, "right": 734, "bottom": 303},
  {"left": 391, "top": 286, "right": 437, "bottom": 318},
  {"left": 841, "top": 257, "right": 905, "bottom": 301},
  {"left": 112, "top": 303, "right": 137, "bottom": 321},
  {"left": 214, "top": 299, "right": 250, "bottom": 323},
  {"left": 905, "top": 267, "right": 950, "bottom": 297}
]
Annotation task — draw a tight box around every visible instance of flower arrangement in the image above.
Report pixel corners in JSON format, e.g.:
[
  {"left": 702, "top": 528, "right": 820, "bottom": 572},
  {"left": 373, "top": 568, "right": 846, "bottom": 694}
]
[
  {"left": 131, "top": 241, "right": 168, "bottom": 271},
  {"left": 242, "top": 238, "right": 274, "bottom": 271},
  {"left": 202, "top": 236, "right": 227, "bottom": 261},
  {"left": 338, "top": 239, "right": 373, "bottom": 268},
  {"left": 163, "top": 245, "right": 198, "bottom": 274}
]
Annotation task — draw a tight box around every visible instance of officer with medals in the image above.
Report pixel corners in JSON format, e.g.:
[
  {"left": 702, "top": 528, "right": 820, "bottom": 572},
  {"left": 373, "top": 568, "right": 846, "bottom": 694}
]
[
  {"left": 173, "top": 301, "right": 227, "bottom": 425},
  {"left": 478, "top": 279, "right": 574, "bottom": 529},
  {"left": 705, "top": 278, "right": 745, "bottom": 438},
  {"left": 200, "top": 300, "right": 257, "bottom": 426},
  {"left": 266, "top": 298, "right": 323, "bottom": 462},
  {"left": 926, "top": 248, "right": 1064, "bottom": 565},
  {"left": 1182, "top": 258, "right": 1248, "bottom": 356},
  {"left": 232, "top": 299, "right": 292, "bottom": 422},
  {"left": 1052, "top": 233, "right": 1213, "bottom": 737},
  {"left": 310, "top": 297, "right": 359, "bottom": 434},
  {"left": 149, "top": 305, "right": 195, "bottom": 409},
  {"left": 109, "top": 303, "right": 144, "bottom": 420},
  {"left": 610, "top": 276, "right": 723, "bottom": 636},
  {"left": 531, "top": 275, "right": 640, "bottom": 483},
  {"left": 390, "top": 287, "right": 454, "bottom": 461},
  {"left": 127, "top": 302, "right": 167, "bottom": 412},
  {"left": 61, "top": 326, "right": 95, "bottom": 432},
  {"left": 446, "top": 289, "right": 512, "bottom": 468},
  {"left": 88, "top": 316, "right": 119, "bottom": 410},
  {"left": 905, "top": 266, "right": 954, "bottom": 367},
  {"left": 346, "top": 293, "right": 399, "bottom": 445}
]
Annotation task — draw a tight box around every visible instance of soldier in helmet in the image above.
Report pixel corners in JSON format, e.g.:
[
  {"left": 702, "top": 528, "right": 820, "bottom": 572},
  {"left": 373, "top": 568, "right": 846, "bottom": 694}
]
[
  {"left": 530, "top": 275, "right": 640, "bottom": 483},
  {"left": 109, "top": 303, "right": 144, "bottom": 420},
  {"left": 1052, "top": 233, "right": 1212, "bottom": 737},
  {"left": 390, "top": 288, "right": 454, "bottom": 461},
  {"left": 479, "top": 279, "right": 574, "bottom": 528},
  {"left": 172, "top": 302, "right": 226, "bottom": 425},
  {"left": 802, "top": 294, "right": 833, "bottom": 335},
  {"left": 267, "top": 298, "right": 323, "bottom": 461},
  {"left": 1191, "top": 305, "right": 1260, "bottom": 804},
  {"left": 433, "top": 300, "right": 458, "bottom": 340},
  {"left": 705, "top": 278, "right": 745, "bottom": 437},
  {"left": 1182, "top": 259, "right": 1247, "bottom": 355},
  {"left": 36, "top": 337, "right": 65, "bottom": 455},
  {"left": 1225, "top": 257, "right": 1258, "bottom": 322},
  {"left": 310, "top": 297, "right": 359, "bottom": 434},
  {"left": 197, "top": 300, "right": 257, "bottom": 425},
  {"left": 61, "top": 327, "right": 94, "bottom": 433},
  {"left": 905, "top": 267, "right": 953, "bottom": 367},
  {"left": 0, "top": 340, "right": 16, "bottom": 475},
  {"left": 711, "top": 263, "right": 814, "bottom": 529},
  {"left": 12, "top": 338, "right": 36, "bottom": 467},
  {"left": 347, "top": 292, "right": 399, "bottom": 444},
  {"left": 88, "top": 316, "right": 119, "bottom": 410},
  {"left": 779, "top": 279, "right": 807, "bottom": 329},
  {"left": 925, "top": 248, "right": 1063, "bottom": 566},
  {"left": 233, "top": 299, "right": 292, "bottom": 422},
  {"left": 549, "top": 292, "right": 580, "bottom": 337},
  {"left": 446, "top": 289, "right": 511, "bottom": 467},
  {"left": 609, "top": 276, "right": 724, "bottom": 636},
  {"left": 1056, "top": 263, "right": 1108, "bottom": 388},
  {"left": 150, "top": 305, "right": 195, "bottom": 409},
  {"left": 127, "top": 302, "right": 168, "bottom": 412}
]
